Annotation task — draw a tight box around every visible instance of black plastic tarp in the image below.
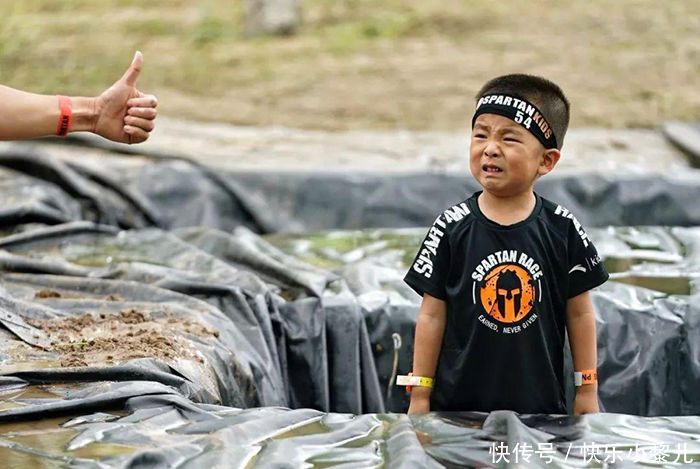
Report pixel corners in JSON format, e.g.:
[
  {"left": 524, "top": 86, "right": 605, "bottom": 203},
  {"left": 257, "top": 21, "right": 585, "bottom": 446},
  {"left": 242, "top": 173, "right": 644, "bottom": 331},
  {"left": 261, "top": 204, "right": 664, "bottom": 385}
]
[
  {"left": 1, "top": 379, "right": 699, "bottom": 468},
  {"left": 1, "top": 221, "right": 699, "bottom": 416},
  {"left": 4, "top": 145, "right": 700, "bottom": 234},
  {"left": 1, "top": 144, "right": 700, "bottom": 468}
]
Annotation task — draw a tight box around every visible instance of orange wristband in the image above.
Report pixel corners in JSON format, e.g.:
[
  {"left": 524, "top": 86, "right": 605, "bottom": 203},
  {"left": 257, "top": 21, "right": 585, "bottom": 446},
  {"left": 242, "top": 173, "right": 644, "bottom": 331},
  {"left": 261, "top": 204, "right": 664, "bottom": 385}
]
[
  {"left": 56, "top": 95, "right": 72, "bottom": 136},
  {"left": 574, "top": 369, "right": 597, "bottom": 386}
]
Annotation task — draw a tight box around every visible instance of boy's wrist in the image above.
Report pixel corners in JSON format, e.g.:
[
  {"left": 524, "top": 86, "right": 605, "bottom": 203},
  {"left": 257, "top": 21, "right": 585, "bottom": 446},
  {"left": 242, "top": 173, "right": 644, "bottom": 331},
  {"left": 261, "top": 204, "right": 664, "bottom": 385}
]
[
  {"left": 576, "top": 383, "right": 598, "bottom": 394},
  {"left": 410, "top": 386, "right": 432, "bottom": 400}
]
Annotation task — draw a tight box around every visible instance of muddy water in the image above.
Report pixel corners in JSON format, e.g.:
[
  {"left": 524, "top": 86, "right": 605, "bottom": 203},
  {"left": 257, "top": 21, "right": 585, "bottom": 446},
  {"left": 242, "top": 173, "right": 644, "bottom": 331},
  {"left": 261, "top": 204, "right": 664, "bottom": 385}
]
[{"left": 0, "top": 386, "right": 136, "bottom": 468}]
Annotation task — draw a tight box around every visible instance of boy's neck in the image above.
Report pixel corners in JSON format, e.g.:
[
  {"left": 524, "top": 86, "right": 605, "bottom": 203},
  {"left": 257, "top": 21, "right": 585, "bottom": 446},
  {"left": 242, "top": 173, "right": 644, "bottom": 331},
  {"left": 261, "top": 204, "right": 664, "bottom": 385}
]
[{"left": 477, "top": 189, "right": 537, "bottom": 226}]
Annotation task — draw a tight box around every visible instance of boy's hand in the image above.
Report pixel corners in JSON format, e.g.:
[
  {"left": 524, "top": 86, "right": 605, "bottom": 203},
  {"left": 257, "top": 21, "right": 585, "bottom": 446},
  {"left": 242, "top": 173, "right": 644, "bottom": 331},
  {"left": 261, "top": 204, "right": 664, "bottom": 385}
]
[
  {"left": 573, "top": 385, "right": 599, "bottom": 415},
  {"left": 407, "top": 387, "right": 431, "bottom": 414}
]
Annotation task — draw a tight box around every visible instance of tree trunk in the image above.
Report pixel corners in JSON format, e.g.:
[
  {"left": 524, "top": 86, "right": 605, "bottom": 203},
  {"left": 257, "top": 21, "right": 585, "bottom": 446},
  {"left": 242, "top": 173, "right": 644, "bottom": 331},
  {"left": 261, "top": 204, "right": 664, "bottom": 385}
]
[{"left": 244, "top": 0, "right": 302, "bottom": 36}]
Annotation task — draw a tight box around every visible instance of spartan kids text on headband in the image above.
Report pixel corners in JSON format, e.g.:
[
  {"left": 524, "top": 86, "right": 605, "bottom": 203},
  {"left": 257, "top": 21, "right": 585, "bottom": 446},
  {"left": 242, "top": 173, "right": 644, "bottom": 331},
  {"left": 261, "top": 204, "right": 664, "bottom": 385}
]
[{"left": 472, "top": 94, "right": 558, "bottom": 150}]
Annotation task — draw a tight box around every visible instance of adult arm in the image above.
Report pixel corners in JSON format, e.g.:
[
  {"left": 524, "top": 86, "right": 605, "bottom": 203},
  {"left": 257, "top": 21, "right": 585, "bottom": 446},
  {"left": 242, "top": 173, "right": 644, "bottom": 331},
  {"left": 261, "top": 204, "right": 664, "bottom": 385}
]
[
  {"left": 566, "top": 290, "right": 600, "bottom": 415},
  {"left": 0, "top": 51, "right": 157, "bottom": 143},
  {"left": 407, "top": 293, "right": 447, "bottom": 414}
]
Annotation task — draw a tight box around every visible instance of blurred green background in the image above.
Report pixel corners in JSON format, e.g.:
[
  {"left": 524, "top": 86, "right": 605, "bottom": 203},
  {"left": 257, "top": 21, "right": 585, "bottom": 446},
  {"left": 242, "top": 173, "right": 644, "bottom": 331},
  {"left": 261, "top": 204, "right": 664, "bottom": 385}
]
[{"left": 1, "top": 0, "right": 697, "bottom": 130}]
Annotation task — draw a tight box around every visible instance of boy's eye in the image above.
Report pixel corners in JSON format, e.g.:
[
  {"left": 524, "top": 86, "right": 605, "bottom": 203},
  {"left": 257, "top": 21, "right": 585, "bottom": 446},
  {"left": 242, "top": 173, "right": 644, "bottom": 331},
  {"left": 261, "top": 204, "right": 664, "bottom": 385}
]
[
  {"left": 473, "top": 133, "right": 486, "bottom": 138},
  {"left": 504, "top": 137, "right": 520, "bottom": 142}
]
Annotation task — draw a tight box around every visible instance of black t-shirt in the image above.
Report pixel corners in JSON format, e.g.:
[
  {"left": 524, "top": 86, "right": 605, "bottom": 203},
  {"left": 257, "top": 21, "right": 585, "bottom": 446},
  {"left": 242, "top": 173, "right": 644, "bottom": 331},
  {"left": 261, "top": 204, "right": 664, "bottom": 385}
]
[{"left": 404, "top": 191, "right": 609, "bottom": 414}]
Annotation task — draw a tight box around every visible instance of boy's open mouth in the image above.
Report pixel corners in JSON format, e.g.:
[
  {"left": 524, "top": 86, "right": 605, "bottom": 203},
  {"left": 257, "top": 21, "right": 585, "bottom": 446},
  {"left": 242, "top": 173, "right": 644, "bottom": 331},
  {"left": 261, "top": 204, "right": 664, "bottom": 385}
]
[{"left": 482, "top": 164, "right": 503, "bottom": 173}]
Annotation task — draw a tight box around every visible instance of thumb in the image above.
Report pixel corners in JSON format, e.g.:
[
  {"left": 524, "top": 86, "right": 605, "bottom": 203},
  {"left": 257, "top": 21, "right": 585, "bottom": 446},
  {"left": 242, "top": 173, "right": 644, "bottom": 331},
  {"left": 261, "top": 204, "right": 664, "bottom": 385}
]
[{"left": 120, "top": 51, "right": 143, "bottom": 87}]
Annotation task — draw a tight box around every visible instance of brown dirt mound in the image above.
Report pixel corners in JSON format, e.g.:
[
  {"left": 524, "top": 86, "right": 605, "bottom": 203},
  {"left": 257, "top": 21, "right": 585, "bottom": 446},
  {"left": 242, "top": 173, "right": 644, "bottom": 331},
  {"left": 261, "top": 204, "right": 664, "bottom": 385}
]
[
  {"left": 26, "top": 308, "right": 219, "bottom": 368},
  {"left": 34, "top": 290, "right": 128, "bottom": 302},
  {"left": 34, "top": 289, "right": 62, "bottom": 299}
]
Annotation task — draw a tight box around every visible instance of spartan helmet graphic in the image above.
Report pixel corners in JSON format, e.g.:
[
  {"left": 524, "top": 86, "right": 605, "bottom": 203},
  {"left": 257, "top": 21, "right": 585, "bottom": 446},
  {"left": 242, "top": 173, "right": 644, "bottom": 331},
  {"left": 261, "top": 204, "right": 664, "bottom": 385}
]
[{"left": 496, "top": 269, "right": 522, "bottom": 321}]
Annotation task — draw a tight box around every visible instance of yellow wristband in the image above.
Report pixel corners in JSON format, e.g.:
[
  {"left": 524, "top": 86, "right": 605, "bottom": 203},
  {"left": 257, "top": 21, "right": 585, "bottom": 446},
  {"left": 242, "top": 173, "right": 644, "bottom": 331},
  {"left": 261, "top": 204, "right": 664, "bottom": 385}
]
[{"left": 396, "top": 375, "right": 434, "bottom": 388}]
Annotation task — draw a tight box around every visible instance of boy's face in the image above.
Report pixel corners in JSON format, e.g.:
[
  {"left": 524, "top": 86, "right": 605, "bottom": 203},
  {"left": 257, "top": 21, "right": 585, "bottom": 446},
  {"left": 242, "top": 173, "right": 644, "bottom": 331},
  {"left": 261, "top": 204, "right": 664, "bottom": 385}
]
[{"left": 469, "top": 113, "right": 559, "bottom": 197}]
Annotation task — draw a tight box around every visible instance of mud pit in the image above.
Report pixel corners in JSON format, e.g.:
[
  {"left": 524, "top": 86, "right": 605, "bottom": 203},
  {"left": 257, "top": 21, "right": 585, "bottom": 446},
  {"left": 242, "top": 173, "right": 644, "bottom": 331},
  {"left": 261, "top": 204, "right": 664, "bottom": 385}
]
[{"left": 25, "top": 307, "right": 219, "bottom": 368}]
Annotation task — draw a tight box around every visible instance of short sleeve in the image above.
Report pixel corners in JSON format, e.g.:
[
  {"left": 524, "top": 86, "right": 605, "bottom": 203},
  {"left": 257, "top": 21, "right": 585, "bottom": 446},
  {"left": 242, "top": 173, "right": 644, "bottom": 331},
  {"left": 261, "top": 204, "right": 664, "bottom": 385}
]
[
  {"left": 566, "top": 220, "right": 609, "bottom": 298},
  {"left": 404, "top": 214, "right": 451, "bottom": 300}
]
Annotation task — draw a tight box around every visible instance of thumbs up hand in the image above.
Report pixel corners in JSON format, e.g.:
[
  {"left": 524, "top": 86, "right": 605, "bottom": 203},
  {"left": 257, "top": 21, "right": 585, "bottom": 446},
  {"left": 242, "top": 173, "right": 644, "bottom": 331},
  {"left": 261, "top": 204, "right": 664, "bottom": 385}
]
[{"left": 93, "top": 51, "right": 158, "bottom": 144}]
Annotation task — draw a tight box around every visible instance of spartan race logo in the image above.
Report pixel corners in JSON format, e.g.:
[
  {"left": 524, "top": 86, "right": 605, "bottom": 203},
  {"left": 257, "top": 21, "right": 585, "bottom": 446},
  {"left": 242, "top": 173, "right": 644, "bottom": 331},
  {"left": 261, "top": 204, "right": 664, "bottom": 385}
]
[{"left": 471, "top": 250, "right": 542, "bottom": 334}]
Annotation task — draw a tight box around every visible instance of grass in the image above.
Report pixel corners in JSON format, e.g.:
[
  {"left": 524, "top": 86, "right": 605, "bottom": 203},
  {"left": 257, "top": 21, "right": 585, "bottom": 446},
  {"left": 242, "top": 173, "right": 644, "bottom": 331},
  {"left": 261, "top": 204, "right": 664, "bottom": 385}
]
[{"left": 0, "top": 0, "right": 698, "bottom": 130}]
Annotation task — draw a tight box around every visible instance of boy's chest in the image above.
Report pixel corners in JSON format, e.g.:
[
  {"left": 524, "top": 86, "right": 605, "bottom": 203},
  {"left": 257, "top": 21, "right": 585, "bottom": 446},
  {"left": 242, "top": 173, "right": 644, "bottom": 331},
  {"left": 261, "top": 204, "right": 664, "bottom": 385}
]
[{"left": 445, "top": 226, "right": 568, "bottom": 336}]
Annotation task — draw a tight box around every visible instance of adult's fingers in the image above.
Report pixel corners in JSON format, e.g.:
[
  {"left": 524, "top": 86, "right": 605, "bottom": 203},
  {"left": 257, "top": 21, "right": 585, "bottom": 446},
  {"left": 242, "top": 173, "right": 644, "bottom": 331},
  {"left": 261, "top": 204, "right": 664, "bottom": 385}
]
[
  {"left": 127, "top": 95, "right": 158, "bottom": 108},
  {"left": 120, "top": 51, "right": 143, "bottom": 87},
  {"left": 124, "top": 125, "right": 149, "bottom": 144},
  {"left": 127, "top": 107, "right": 158, "bottom": 119},
  {"left": 124, "top": 116, "right": 155, "bottom": 132}
]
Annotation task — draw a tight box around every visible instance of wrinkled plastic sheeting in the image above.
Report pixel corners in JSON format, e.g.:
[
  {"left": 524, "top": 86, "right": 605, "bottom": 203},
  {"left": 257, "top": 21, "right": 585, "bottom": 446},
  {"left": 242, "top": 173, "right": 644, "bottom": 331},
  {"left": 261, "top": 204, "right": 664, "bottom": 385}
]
[
  {"left": 0, "top": 222, "right": 699, "bottom": 416},
  {"left": 0, "top": 380, "right": 419, "bottom": 469},
  {"left": 0, "top": 380, "right": 698, "bottom": 468},
  {"left": 0, "top": 222, "right": 384, "bottom": 414},
  {"left": 1, "top": 142, "right": 700, "bottom": 468},
  {"left": 4, "top": 147, "right": 700, "bottom": 234},
  {"left": 265, "top": 226, "right": 700, "bottom": 416}
]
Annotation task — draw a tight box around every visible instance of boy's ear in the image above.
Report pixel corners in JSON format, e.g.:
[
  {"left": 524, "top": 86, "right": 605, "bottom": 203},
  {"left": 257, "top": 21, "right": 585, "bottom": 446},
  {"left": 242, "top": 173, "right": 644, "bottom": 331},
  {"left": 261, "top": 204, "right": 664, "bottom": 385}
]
[{"left": 538, "top": 149, "right": 561, "bottom": 176}]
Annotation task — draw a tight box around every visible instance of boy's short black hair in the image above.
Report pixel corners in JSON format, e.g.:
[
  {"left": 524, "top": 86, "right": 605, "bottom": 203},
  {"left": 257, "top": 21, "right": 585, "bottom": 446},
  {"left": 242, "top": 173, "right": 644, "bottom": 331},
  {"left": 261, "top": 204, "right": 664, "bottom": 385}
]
[{"left": 476, "top": 74, "right": 570, "bottom": 150}]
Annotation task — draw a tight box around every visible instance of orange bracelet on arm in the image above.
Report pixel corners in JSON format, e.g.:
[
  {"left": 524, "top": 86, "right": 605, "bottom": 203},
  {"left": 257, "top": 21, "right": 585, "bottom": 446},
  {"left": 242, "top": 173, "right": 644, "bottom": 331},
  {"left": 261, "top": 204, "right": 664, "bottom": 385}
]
[
  {"left": 56, "top": 95, "right": 72, "bottom": 136},
  {"left": 574, "top": 369, "right": 597, "bottom": 386}
]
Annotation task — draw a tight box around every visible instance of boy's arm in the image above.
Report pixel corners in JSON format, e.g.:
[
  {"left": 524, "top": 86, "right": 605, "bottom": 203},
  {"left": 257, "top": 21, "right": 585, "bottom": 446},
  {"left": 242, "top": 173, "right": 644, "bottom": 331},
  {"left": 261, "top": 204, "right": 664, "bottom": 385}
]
[
  {"left": 566, "top": 290, "right": 599, "bottom": 415},
  {"left": 408, "top": 293, "right": 447, "bottom": 415}
]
